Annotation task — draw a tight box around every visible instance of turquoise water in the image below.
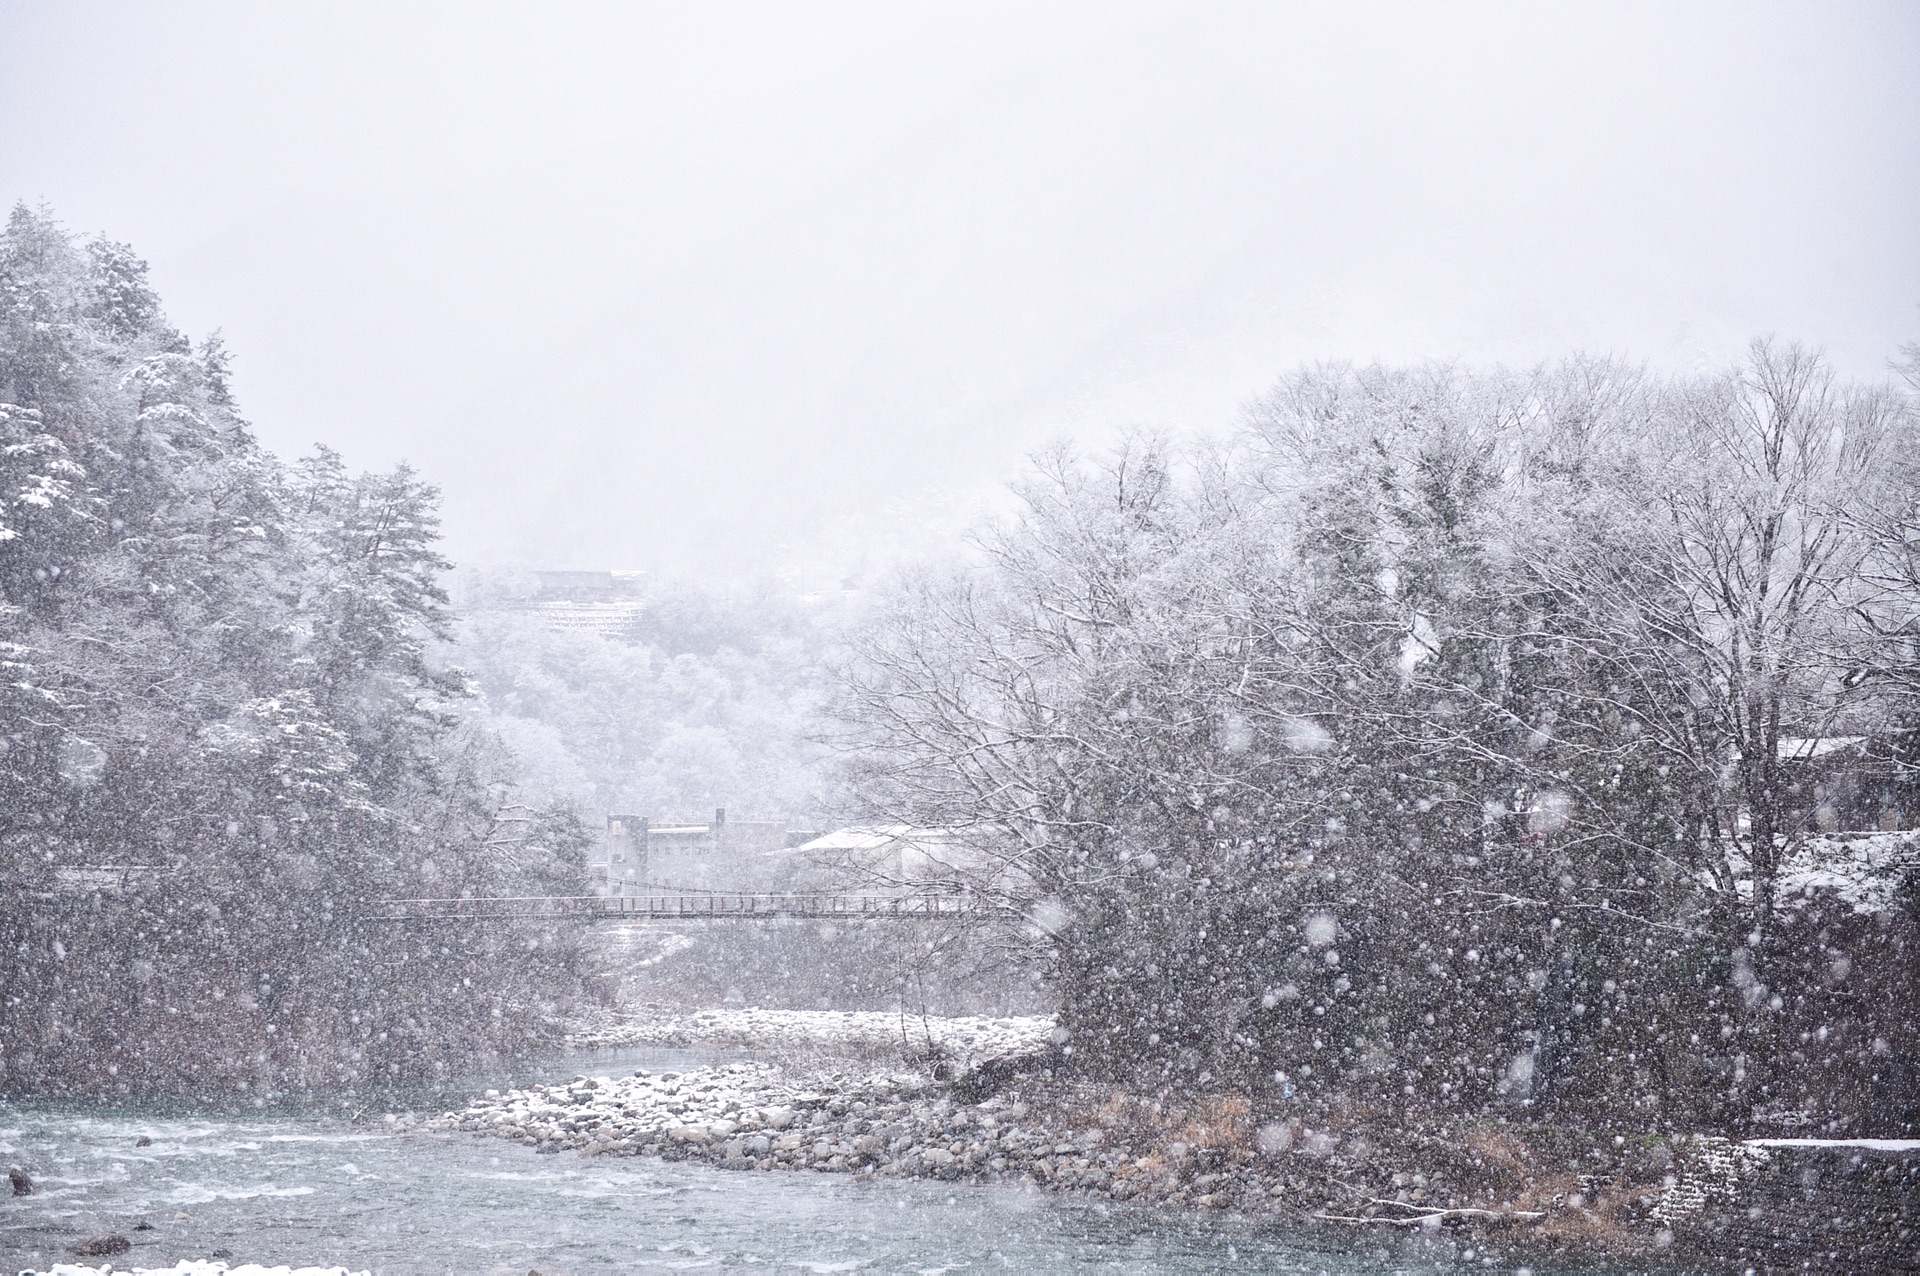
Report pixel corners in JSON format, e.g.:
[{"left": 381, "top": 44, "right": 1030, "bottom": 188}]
[{"left": 0, "top": 1054, "right": 1614, "bottom": 1275}]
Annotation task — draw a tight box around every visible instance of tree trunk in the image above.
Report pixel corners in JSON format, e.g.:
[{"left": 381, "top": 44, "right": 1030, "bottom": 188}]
[{"left": 1744, "top": 723, "right": 1780, "bottom": 932}]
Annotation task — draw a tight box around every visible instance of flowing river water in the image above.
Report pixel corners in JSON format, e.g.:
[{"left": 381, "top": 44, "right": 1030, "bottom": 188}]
[{"left": 1, "top": 1049, "right": 1619, "bottom": 1275}]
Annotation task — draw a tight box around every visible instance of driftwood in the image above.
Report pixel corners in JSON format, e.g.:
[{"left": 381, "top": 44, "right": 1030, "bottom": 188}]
[{"left": 1315, "top": 1197, "right": 1545, "bottom": 1227}]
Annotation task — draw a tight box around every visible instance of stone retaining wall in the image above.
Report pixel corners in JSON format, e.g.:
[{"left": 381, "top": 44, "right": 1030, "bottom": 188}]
[{"left": 1662, "top": 1138, "right": 1919, "bottom": 1272}]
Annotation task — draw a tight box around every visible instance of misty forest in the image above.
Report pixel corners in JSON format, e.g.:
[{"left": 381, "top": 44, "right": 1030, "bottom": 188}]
[{"left": 3, "top": 198, "right": 1917, "bottom": 1271}]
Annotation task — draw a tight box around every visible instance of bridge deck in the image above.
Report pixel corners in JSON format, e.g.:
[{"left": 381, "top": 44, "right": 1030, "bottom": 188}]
[{"left": 370, "top": 893, "right": 983, "bottom": 922}]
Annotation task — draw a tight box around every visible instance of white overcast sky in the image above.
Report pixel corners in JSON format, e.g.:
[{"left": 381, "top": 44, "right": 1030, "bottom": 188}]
[{"left": 3, "top": 1, "right": 1917, "bottom": 580}]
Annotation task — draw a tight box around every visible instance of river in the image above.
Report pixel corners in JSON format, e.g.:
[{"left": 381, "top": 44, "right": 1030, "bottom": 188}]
[{"left": 1, "top": 1049, "right": 1611, "bottom": 1275}]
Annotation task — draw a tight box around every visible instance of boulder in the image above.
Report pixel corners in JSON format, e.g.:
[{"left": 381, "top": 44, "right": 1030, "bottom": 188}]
[{"left": 952, "top": 1049, "right": 1062, "bottom": 1103}]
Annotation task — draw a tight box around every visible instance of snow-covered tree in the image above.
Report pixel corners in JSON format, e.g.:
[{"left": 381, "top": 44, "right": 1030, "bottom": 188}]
[
  {"left": 841, "top": 349, "right": 1920, "bottom": 1127},
  {"left": 0, "top": 205, "right": 588, "bottom": 1094}
]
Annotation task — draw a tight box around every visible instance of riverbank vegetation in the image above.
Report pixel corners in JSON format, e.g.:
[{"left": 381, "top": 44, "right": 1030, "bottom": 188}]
[
  {"left": 0, "top": 206, "right": 591, "bottom": 1095},
  {"left": 841, "top": 347, "right": 1920, "bottom": 1134}
]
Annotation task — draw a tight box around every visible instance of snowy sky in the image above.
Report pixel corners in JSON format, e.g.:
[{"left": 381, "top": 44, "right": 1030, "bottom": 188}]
[{"left": 3, "top": 1, "right": 1917, "bottom": 580}]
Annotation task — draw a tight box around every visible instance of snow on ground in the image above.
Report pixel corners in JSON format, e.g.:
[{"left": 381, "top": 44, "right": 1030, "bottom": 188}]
[
  {"left": 431, "top": 1062, "right": 1116, "bottom": 1196},
  {"left": 435, "top": 1061, "right": 1611, "bottom": 1230},
  {"left": 432, "top": 1061, "right": 929, "bottom": 1153},
  {"left": 1746, "top": 1138, "right": 1920, "bottom": 1151},
  {"left": 31, "top": 1265, "right": 363, "bottom": 1276},
  {"left": 1770, "top": 830, "right": 1919, "bottom": 914},
  {"left": 564, "top": 1006, "right": 1057, "bottom": 1064}
]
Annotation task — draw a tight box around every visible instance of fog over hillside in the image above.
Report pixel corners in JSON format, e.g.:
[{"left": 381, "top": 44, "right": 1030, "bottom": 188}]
[{"left": 3, "top": 1, "right": 1915, "bottom": 580}]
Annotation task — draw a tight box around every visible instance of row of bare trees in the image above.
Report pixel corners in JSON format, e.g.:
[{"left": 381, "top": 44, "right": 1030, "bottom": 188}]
[{"left": 839, "top": 344, "right": 1920, "bottom": 1128}]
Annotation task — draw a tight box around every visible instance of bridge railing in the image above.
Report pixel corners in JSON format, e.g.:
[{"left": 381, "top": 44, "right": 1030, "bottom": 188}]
[
  {"left": 596, "top": 892, "right": 977, "bottom": 918},
  {"left": 366, "top": 892, "right": 988, "bottom": 922}
]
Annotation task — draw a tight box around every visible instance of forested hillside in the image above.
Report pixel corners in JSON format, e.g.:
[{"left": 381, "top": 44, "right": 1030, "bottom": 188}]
[
  {"left": 453, "top": 573, "right": 837, "bottom": 825},
  {"left": 844, "top": 350, "right": 1920, "bottom": 1131},
  {"left": 0, "top": 206, "right": 589, "bottom": 1095}
]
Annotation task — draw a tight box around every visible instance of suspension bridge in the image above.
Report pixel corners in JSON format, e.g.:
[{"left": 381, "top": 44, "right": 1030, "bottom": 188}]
[{"left": 368, "top": 891, "right": 987, "bottom": 923}]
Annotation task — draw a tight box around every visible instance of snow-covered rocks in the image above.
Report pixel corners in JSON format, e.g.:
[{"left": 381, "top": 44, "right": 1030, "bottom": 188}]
[
  {"left": 562, "top": 1006, "right": 1055, "bottom": 1065},
  {"left": 441, "top": 1058, "right": 1786, "bottom": 1265},
  {"left": 1774, "top": 830, "right": 1920, "bottom": 914},
  {"left": 433, "top": 1056, "right": 1442, "bottom": 1222},
  {"left": 432, "top": 1060, "right": 1081, "bottom": 1185},
  {"left": 30, "top": 1264, "right": 365, "bottom": 1276}
]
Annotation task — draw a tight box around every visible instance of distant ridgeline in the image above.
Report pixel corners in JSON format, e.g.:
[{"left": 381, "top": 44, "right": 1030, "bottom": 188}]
[
  {"left": 0, "top": 205, "right": 592, "bottom": 1094},
  {"left": 842, "top": 351, "right": 1920, "bottom": 1135}
]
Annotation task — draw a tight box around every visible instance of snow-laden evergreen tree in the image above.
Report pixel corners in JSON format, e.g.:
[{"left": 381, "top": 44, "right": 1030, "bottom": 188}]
[{"left": 0, "top": 205, "right": 589, "bottom": 1094}]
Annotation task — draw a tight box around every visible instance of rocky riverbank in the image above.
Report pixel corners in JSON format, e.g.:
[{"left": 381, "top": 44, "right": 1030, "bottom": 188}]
[
  {"left": 431, "top": 1058, "right": 1641, "bottom": 1267},
  {"left": 432, "top": 1055, "right": 1920, "bottom": 1271},
  {"left": 560, "top": 1005, "right": 1056, "bottom": 1066}
]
